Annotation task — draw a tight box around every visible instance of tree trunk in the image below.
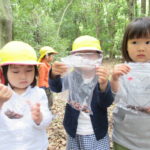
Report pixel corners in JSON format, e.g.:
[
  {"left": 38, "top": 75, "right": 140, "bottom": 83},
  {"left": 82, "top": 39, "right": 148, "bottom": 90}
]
[
  {"left": 126, "top": 0, "right": 135, "bottom": 21},
  {"left": 56, "top": 0, "right": 74, "bottom": 38},
  {"left": 0, "top": 0, "right": 12, "bottom": 48},
  {"left": 141, "top": 0, "right": 146, "bottom": 14},
  {"left": 94, "top": 1, "right": 101, "bottom": 38},
  {"left": 134, "top": 0, "right": 138, "bottom": 17}
]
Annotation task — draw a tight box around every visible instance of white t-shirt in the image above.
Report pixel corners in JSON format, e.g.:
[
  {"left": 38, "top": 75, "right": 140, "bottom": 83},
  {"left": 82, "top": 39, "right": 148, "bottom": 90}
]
[
  {"left": 76, "top": 111, "right": 94, "bottom": 135},
  {"left": 0, "top": 86, "right": 52, "bottom": 150},
  {"left": 76, "top": 77, "right": 94, "bottom": 135}
]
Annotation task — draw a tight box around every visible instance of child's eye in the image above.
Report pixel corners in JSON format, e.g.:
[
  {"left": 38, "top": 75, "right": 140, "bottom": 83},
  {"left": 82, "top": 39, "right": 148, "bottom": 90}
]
[
  {"left": 145, "top": 41, "right": 150, "bottom": 44},
  {"left": 26, "top": 70, "right": 33, "bottom": 72},
  {"left": 13, "top": 71, "right": 19, "bottom": 74},
  {"left": 132, "top": 41, "right": 137, "bottom": 44}
]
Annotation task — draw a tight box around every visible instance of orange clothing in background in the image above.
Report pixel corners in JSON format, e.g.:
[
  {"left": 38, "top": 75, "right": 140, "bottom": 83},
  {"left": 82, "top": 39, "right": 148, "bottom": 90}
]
[{"left": 38, "top": 59, "right": 51, "bottom": 88}]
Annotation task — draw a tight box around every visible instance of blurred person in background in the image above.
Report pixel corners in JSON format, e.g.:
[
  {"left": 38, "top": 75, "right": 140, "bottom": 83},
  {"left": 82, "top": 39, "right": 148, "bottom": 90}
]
[{"left": 38, "top": 46, "right": 58, "bottom": 109}]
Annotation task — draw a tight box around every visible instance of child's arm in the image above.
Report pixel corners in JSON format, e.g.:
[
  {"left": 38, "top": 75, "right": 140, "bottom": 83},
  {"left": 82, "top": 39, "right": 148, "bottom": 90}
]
[
  {"left": 95, "top": 66, "right": 109, "bottom": 92},
  {"left": 0, "top": 84, "right": 13, "bottom": 108},
  {"left": 110, "top": 64, "right": 130, "bottom": 93}
]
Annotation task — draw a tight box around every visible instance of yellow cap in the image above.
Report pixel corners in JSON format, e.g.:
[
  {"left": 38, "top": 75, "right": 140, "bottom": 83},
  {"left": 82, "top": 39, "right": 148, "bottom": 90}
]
[
  {"left": 0, "top": 41, "right": 39, "bottom": 66},
  {"left": 38, "top": 46, "right": 58, "bottom": 62},
  {"left": 71, "top": 35, "right": 102, "bottom": 54}
]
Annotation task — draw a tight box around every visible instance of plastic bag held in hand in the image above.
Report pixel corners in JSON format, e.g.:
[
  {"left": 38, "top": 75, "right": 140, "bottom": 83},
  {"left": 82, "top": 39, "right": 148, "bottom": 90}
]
[
  {"left": 116, "top": 63, "right": 150, "bottom": 114},
  {"left": 61, "top": 53, "right": 103, "bottom": 114},
  {"left": 2, "top": 93, "right": 29, "bottom": 119}
]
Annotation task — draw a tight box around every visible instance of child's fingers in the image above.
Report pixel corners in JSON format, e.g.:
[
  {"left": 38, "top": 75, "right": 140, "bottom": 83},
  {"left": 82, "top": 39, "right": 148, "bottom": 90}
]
[
  {"left": 114, "top": 64, "right": 130, "bottom": 74},
  {"left": 31, "top": 103, "right": 41, "bottom": 111},
  {"left": 96, "top": 66, "right": 109, "bottom": 78},
  {"left": 35, "top": 103, "right": 41, "bottom": 108},
  {"left": 31, "top": 103, "right": 41, "bottom": 120},
  {"left": 95, "top": 65, "right": 107, "bottom": 73},
  {"left": 96, "top": 67, "right": 109, "bottom": 87},
  {"left": 0, "top": 84, "right": 13, "bottom": 101},
  {"left": 52, "top": 61, "right": 68, "bottom": 75},
  {"left": 111, "top": 64, "right": 130, "bottom": 79},
  {"left": 35, "top": 103, "right": 41, "bottom": 114},
  {"left": 0, "top": 84, "right": 11, "bottom": 95},
  {"left": 97, "top": 73, "right": 109, "bottom": 85},
  {"left": 31, "top": 103, "right": 42, "bottom": 125},
  {"left": 96, "top": 72, "right": 109, "bottom": 80}
]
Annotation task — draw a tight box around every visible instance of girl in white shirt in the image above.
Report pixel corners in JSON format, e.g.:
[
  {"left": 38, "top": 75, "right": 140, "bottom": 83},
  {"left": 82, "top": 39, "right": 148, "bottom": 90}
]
[{"left": 0, "top": 41, "right": 52, "bottom": 150}]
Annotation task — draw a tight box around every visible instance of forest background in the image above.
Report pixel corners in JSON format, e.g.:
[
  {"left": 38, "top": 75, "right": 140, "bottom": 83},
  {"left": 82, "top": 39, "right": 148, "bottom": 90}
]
[{"left": 0, "top": 0, "right": 150, "bottom": 60}]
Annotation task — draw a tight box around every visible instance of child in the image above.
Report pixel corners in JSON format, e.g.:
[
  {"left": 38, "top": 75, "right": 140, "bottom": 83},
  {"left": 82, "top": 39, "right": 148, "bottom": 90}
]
[
  {"left": 0, "top": 41, "right": 52, "bottom": 150},
  {"left": 38, "top": 46, "right": 58, "bottom": 108},
  {"left": 49, "top": 35, "right": 114, "bottom": 150},
  {"left": 111, "top": 17, "right": 150, "bottom": 150}
]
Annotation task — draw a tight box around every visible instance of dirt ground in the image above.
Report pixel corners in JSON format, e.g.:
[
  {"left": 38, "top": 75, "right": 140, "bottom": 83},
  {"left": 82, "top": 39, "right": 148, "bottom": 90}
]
[{"left": 47, "top": 59, "right": 119, "bottom": 150}]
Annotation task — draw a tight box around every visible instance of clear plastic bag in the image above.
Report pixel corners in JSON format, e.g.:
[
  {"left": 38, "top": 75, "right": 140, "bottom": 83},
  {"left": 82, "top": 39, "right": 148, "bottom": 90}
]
[
  {"left": 117, "top": 62, "right": 150, "bottom": 114},
  {"left": 61, "top": 53, "right": 103, "bottom": 114},
  {"left": 61, "top": 53, "right": 102, "bottom": 68},
  {"left": 2, "top": 93, "right": 29, "bottom": 119}
]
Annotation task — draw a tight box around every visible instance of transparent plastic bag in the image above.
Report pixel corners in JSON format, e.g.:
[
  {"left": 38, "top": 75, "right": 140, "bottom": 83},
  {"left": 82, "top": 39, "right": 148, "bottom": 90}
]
[
  {"left": 61, "top": 53, "right": 103, "bottom": 114},
  {"left": 2, "top": 93, "right": 29, "bottom": 119},
  {"left": 117, "top": 62, "right": 150, "bottom": 114},
  {"left": 61, "top": 53, "right": 102, "bottom": 68}
]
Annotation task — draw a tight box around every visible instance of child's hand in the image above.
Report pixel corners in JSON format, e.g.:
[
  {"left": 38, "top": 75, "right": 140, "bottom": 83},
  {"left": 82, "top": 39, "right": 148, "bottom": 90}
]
[
  {"left": 31, "top": 103, "right": 43, "bottom": 125},
  {"left": 143, "top": 107, "right": 150, "bottom": 113},
  {"left": 110, "top": 64, "right": 130, "bottom": 93},
  {"left": 0, "top": 84, "right": 13, "bottom": 108},
  {"left": 111, "top": 64, "right": 130, "bottom": 81},
  {"left": 51, "top": 61, "right": 68, "bottom": 78},
  {"left": 96, "top": 66, "right": 109, "bottom": 92}
]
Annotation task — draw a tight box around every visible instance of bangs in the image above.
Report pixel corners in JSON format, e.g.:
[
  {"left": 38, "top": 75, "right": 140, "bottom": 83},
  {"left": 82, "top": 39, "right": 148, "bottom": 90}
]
[{"left": 128, "top": 18, "right": 150, "bottom": 39}]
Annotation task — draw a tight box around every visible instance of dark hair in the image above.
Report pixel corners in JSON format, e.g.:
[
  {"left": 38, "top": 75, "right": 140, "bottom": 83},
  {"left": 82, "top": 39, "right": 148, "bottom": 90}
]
[
  {"left": 2, "top": 65, "right": 38, "bottom": 88},
  {"left": 122, "top": 17, "right": 150, "bottom": 62},
  {"left": 42, "top": 53, "right": 53, "bottom": 60}
]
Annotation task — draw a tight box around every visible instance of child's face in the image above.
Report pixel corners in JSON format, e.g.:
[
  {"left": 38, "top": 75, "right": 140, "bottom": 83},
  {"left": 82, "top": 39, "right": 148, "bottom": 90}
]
[
  {"left": 74, "top": 51, "right": 101, "bottom": 78},
  {"left": 46, "top": 53, "right": 54, "bottom": 63},
  {"left": 7, "top": 65, "right": 35, "bottom": 91},
  {"left": 127, "top": 38, "right": 150, "bottom": 62}
]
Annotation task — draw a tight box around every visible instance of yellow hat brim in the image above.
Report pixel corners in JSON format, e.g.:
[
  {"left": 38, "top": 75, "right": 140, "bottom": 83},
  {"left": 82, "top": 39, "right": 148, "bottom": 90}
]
[
  {"left": 0, "top": 61, "right": 42, "bottom": 66},
  {"left": 38, "top": 51, "right": 58, "bottom": 62},
  {"left": 71, "top": 47, "right": 102, "bottom": 54}
]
